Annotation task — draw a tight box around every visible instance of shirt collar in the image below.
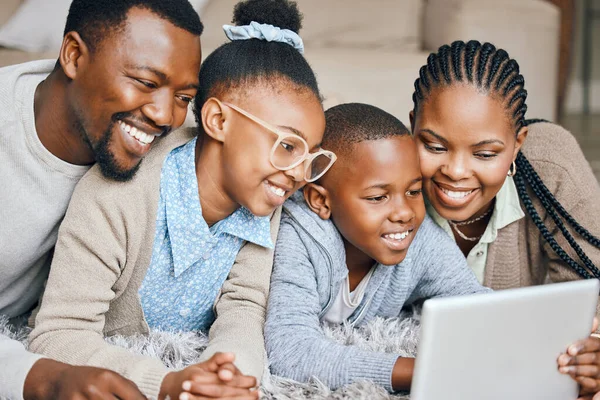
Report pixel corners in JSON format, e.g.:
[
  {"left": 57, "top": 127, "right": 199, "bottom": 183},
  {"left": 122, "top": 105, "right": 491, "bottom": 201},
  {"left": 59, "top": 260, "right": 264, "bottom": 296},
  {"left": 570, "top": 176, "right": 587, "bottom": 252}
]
[
  {"left": 426, "top": 177, "right": 525, "bottom": 244},
  {"left": 479, "top": 176, "right": 525, "bottom": 243},
  {"left": 214, "top": 206, "right": 273, "bottom": 249},
  {"left": 163, "top": 138, "right": 273, "bottom": 277}
]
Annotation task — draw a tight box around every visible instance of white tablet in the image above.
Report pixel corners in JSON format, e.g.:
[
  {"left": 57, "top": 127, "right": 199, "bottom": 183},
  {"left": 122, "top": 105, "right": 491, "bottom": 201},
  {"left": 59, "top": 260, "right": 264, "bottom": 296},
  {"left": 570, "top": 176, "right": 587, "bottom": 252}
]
[{"left": 411, "top": 279, "right": 600, "bottom": 400}]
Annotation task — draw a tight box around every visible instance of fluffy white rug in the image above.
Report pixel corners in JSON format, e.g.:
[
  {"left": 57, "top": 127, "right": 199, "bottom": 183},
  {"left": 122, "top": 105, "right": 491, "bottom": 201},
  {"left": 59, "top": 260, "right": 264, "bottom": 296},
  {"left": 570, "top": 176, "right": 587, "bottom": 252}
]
[{"left": 2, "top": 308, "right": 421, "bottom": 400}]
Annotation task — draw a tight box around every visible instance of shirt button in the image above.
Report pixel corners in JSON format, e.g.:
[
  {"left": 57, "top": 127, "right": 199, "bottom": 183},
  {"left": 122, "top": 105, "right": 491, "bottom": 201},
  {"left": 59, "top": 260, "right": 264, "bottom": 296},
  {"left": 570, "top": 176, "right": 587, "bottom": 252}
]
[
  {"left": 179, "top": 308, "right": 191, "bottom": 317},
  {"left": 202, "top": 251, "right": 211, "bottom": 260},
  {"left": 476, "top": 251, "right": 484, "bottom": 257}
]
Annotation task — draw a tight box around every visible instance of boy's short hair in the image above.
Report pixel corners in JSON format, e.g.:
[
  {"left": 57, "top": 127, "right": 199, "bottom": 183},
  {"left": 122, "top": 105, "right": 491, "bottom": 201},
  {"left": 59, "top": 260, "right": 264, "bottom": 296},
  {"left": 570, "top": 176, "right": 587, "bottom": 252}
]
[
  {"left": 322, "top": 103, "right": 410, "bottom": 156},
  {"left": 64, "top": 0, "right": 204, "bottom": 52}
]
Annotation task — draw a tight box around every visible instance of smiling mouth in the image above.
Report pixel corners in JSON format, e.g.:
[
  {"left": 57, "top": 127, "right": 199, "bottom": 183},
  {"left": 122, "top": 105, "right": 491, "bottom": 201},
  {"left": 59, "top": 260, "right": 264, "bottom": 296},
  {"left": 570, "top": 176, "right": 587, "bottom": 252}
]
[
  {"left": 382, "top": 230, "right": 413, "bottom": 241},
  {"left": 119, "top": 120, "right": 156, "bottom": 145},
  {"left": 266, "top": 181, "right": 288, "bottom": 198},
  {"left": 438, "top": 186, "right": 474, "bottom": 199}
]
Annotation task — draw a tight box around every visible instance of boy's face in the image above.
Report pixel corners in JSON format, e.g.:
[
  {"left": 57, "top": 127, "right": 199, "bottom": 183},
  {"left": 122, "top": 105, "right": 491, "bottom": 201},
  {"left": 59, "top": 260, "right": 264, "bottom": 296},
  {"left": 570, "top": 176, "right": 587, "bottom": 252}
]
[{"left": 319, "top": 136, "right": 426, "bottom": 266}]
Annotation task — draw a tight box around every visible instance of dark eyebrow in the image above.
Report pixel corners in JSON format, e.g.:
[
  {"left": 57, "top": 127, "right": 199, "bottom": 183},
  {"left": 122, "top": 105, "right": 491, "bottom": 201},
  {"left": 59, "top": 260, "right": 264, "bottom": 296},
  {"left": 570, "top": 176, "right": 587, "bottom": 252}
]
[
  {"left": 471, "top": 139, "right": 505, "bottom": 147},
  {"left": 277, "top": 125, "right": 307, "bottom": 141},
  {"left": 128, "top": 64, "right": 200, "bottom": 90},
  {"left": 364, "top": 183, "right": 390, "bottom": 191},
  {"left": 365, "top": 177, "right": 422, "bottom": 191},
  {"left": 418, "top": 128, "right": 448, "bottom": 144},
  {"left": 277, "top": 125, "right": 322, "bottom": 150}
]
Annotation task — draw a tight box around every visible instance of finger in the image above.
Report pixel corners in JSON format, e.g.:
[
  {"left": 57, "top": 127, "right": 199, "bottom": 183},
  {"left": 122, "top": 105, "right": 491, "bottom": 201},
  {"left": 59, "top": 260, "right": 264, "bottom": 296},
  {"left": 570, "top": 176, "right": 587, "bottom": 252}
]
[
  {"left": 575, "top": 376, "right": 600, "bottom": 392},
  {"left": 223, "top": 374, "right": 257, "bottom": 389},
  {"left": 593, "top": 317, "right": 599, "bottom": 333},
  {"left": 180, "top": 382, "right": 254, "bottom": 398},
  {"left": 187, "top": 370, "right": 256, "bottom": 389},
  {"left": 562, "top": 352, "right": 600, "bottom": 367},
  {"left": 569, "top": 337, "right": 600, "bottom": 356},
  {"left": 559, "top": 365, "right": 600, "bottom": 378},
  {"left": 181, "top": 395, "right": 259, "bottom": 400},
  {"left": 206, "top": 352, "right": 236, "bottom": 368},
  {"left": 217, "top": 362, "right": 240, "bottom": 381}
]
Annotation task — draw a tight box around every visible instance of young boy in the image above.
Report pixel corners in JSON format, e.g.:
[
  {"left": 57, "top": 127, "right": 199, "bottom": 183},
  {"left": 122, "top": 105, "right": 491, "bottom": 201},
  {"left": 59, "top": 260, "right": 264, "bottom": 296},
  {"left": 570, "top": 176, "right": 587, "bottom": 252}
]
[{"left": 264, "top": 103, "right": 490, "bottom": 392}]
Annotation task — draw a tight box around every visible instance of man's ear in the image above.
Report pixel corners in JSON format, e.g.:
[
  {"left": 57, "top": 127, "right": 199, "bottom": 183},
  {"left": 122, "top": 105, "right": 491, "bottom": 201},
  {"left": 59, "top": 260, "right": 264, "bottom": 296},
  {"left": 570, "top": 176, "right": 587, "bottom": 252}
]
[
  {"left": 409, "top": 110, "right": 415, "bottom": 134},
  {"left": 59, "top": 31, "right": 89, "bottom": 80},
  {"left": 201, "top": 98, "right": 228, "bottom": 143},
  {"left": 303, "top": 183, "right": 332, "bottom": 220},
  {"left": 513, "top": 125, "right": 528, "bottom": 160}
]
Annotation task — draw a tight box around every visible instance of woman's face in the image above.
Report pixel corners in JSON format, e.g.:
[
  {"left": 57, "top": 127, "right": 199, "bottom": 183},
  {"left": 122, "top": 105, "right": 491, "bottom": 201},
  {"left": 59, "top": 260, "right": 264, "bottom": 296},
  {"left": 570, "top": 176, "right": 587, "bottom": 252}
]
[
  {"left": 220, "top": 83, "right": 326, "bottom": 217},
  {"left": 411, "top": 84, "right": 527, "bottom": 222}
]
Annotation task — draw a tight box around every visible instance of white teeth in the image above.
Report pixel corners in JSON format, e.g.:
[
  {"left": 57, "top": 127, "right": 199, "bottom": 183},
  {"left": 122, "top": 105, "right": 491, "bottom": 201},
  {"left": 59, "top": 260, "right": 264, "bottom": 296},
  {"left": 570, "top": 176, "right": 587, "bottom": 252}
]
[
  {"left": 267, "top": 183, "right": 286, "bottom": 197},
  {"left": 119, "top": 120, "right": 155, "bottom": 145},
  {"left": 441, "top": 187, "right": 473, "bottom": 199},
  {"left": 139, "top": 132, "right": 155, "bottom": 144},
  {"left": 384, "top": 231, "right": 410, "bottom": 241}
]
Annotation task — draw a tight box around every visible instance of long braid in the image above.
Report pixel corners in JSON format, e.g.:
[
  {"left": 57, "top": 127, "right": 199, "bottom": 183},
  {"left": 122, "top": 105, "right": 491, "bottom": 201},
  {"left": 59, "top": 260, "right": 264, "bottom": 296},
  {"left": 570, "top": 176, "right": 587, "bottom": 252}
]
[{"left": 412, "top": 40, "right": 600, "bottom": 278}]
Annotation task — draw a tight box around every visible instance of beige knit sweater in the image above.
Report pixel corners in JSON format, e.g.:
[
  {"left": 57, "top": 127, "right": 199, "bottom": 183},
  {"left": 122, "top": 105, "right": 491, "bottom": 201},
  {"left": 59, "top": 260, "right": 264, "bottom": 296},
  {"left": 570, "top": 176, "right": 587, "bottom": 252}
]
[
  {"left": 28, "top": 127, "right": 281, "bottom": 399},
  {"left": 484, "top": 122, "right": 600, "bottom": 300}
]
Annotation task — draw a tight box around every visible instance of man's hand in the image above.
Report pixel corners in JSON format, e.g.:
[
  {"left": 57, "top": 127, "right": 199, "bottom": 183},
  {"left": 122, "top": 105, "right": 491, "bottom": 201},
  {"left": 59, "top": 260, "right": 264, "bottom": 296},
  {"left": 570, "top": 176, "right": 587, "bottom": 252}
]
[
  {"left": 558, "top": 317, "right": 600, "bottom": 400},
  {"left": 24, "top": 358, "right": 146, "bottom": 400},
  {"left": 160, "top": 352, "right": 258, "bottom": 400}
]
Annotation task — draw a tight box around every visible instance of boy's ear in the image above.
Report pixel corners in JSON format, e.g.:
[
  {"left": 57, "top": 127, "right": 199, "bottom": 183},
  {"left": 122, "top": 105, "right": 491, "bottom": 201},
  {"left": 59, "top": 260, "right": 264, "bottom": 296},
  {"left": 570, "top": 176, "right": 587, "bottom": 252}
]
[
  {"left": 201, "top": 98, "right": 227, "bottom": 143},
  {"left": 59, "top": 31, "right": 89, "bottom": 80},
  {"left": 409, "top": 110, "right": 415, "bottom": 134},
  {"left": 303, "top": 183, "right": 332, "bottom": 220}
]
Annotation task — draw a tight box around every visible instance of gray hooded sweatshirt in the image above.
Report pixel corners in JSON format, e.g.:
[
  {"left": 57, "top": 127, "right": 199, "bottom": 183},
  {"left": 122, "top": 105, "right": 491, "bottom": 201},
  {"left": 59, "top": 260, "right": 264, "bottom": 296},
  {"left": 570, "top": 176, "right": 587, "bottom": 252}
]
[{"left": 265, "top": 193, "right": 490, "bottom": 391}]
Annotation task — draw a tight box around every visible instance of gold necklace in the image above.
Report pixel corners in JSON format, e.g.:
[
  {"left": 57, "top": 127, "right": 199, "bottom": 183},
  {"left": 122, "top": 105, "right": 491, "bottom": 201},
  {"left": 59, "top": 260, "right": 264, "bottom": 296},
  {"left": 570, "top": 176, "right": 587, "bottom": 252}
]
[{"left": 449, "top": 207, "right": 493, "bottom": 242}]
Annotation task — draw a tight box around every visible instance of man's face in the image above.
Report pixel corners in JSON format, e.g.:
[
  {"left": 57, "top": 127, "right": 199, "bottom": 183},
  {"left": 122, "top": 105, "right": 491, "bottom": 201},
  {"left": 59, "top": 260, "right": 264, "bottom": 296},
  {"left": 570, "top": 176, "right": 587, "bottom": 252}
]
[{"left": 69, "top": 7, "right": 202, "bottom": 181}]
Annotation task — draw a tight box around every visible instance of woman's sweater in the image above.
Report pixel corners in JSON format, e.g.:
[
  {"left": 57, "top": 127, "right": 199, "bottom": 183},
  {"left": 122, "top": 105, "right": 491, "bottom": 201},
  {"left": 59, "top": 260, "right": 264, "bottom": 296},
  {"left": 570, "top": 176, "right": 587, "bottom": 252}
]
[
  {"left": 28, "top": 127, "right": 282, "bottom": 399},
  {"left": 478, "top": 122, "right": 600, "bottom": 299}
]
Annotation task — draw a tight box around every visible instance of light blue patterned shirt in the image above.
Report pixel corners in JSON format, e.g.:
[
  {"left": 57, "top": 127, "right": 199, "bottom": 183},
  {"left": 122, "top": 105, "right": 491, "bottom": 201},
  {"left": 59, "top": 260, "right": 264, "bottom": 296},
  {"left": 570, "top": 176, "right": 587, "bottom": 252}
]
[{"left": 139, "top": 137, "right": 273, "bottom": 332}]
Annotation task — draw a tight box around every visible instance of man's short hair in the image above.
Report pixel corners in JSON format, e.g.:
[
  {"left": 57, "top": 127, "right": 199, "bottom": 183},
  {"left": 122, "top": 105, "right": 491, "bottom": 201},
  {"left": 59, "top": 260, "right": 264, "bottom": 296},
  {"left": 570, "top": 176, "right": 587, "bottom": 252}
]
[{"left": 64, "top": 0, "right": 204, "bottom": 52}]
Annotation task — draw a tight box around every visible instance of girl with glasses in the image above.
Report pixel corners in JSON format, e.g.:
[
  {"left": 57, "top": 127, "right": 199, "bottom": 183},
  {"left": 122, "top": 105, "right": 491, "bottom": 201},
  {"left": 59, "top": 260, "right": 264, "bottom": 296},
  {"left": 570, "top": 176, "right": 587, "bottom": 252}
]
[{"left": 29, "top": 1, "right": 334, "bottom": 399}]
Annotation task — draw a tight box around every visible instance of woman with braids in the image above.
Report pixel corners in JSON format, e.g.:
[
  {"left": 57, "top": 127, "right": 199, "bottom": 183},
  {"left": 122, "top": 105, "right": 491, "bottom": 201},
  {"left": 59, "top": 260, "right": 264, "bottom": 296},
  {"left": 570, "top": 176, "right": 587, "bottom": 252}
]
[{"left": 410, "top": 40, "right": 600, "bottom": 397}]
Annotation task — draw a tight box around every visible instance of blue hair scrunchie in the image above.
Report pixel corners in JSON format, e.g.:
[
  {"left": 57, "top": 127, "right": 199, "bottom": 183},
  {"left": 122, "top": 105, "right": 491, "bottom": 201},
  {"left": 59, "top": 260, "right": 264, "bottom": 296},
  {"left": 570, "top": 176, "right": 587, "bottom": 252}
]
[{"left": 223, "top": 21, "right": 305, "bottom": 54}]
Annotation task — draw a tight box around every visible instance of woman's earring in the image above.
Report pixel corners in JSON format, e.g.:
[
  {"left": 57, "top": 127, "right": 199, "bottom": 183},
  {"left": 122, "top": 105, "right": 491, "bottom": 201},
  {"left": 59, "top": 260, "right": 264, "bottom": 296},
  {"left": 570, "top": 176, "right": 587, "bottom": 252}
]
[{"left": 507, "top": 161, "right": 517, "bottom": 177}]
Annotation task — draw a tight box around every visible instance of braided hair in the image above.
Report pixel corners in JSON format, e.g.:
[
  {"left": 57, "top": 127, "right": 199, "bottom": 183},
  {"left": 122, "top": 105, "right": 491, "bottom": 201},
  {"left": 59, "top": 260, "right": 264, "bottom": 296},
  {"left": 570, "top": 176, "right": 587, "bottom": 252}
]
[{"left": 412, "top": 40, "right": 600, "bottom": 279}]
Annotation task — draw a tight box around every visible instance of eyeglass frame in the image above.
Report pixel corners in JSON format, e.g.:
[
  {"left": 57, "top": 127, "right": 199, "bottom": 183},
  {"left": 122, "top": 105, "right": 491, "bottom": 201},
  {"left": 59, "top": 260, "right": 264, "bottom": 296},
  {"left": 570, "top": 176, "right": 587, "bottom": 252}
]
[{"left": 221, "top": 101, "right": 337, "bottom": 182}]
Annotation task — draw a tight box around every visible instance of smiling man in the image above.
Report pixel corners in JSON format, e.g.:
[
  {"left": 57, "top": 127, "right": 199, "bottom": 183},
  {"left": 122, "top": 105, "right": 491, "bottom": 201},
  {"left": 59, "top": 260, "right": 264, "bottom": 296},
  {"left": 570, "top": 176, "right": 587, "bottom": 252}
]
[{"left": 0, "top": 0, "right": 203, "bottom": 398}]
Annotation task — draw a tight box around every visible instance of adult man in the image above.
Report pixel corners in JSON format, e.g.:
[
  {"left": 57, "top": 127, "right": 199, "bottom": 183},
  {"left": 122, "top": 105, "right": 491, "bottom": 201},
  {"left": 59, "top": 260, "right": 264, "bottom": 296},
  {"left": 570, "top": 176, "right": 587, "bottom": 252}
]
[{"left": 0, "top": 0, "right": 203, "bottom": 398}]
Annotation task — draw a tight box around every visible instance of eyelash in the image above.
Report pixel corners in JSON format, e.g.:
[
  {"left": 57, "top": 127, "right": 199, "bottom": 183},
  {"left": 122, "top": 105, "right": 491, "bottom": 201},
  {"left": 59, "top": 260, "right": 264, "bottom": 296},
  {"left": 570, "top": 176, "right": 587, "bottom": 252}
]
[
  {"left": 365, "top": 189, "right": 422, "bottom": 202},
  {"left": 424, "top": 143, "right": 498, "bottom": 160},
  {"left": 474, "top": 153, "right": 498, "bottom": 160},
  {"left": 133, "top": 78, "right": 193, "bottom": 104},
  {"left": 423, "top": 143, "right": 446, "bottom": 153},
  {"left": 406, "top": 189, "right": 423, "bottom": 197},
  {"left": 135, "top": 78, "right": 157, "bottom": 89},
  {"left": 366, "top": 195, "right": 387, "bottom": 202}
]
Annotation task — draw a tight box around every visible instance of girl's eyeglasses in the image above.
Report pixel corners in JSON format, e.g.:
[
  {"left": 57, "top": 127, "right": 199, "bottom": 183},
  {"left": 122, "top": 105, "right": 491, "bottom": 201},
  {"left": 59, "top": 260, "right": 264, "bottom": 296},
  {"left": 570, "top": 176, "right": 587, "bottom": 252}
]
[{"left": 222, "top": 102, "right": 337, "bottom": 182}]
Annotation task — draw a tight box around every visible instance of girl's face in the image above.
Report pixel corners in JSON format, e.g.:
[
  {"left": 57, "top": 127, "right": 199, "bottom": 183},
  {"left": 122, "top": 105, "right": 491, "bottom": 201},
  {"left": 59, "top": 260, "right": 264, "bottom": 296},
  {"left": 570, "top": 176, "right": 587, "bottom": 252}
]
[
  {"left": 411, "top": 84, "right": 527, "bottom": 222},
  {"left": 220, "top": 84, "right": 325, "bottom": 217}
]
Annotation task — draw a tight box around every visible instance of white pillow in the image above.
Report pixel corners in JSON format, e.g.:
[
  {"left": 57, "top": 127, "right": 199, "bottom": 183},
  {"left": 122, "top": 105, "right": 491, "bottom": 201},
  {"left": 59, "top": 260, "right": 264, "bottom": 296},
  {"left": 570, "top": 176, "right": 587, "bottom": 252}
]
[
  {"left": 0, "top": 0, "right": 71, "bottom": 53},
  {"left": 0, "top": 0, "right": 209, "bottom": 53}
]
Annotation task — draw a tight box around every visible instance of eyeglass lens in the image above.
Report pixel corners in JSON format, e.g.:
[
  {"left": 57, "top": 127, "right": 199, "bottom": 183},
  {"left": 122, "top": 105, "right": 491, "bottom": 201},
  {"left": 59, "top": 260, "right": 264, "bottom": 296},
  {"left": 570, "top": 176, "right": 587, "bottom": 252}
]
[{"left": 305, "top": 153, "right": 336, "bottom": 182}]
